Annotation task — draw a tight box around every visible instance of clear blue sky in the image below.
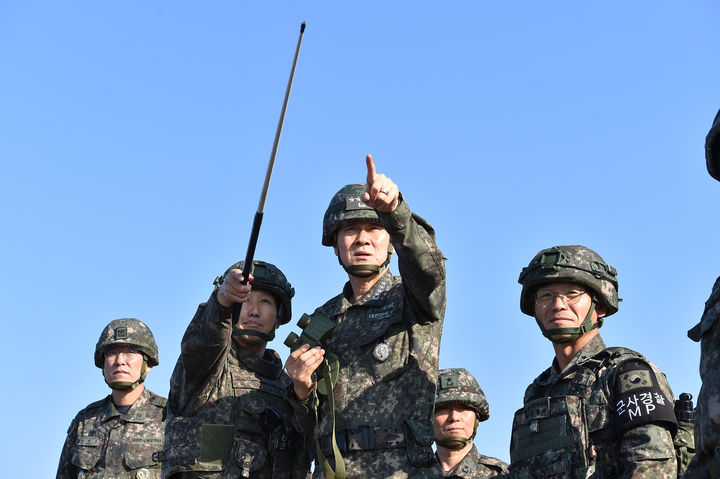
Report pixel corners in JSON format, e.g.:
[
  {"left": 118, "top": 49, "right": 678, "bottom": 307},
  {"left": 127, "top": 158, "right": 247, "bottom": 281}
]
[{"left": 1, "top": 1, "right": 719, "bottom": 475}]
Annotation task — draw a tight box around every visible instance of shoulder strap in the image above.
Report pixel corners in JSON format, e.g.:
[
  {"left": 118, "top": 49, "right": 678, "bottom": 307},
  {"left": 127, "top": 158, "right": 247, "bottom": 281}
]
[{"left": 583, "top": 346, "right": 644, "bottom": 374}]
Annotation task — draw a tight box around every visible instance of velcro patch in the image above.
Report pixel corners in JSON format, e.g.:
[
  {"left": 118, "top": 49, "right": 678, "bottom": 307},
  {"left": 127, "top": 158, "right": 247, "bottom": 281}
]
[
  {"left": 345, "top": 195, "right": 372, "bottom": 211},
  {"left": 78, "top": 436, "right": 101, "bottom": 447},
  {"left": 115, "top": 327, "right": 128, "bottom": 340},
  {"left": 130, "top": 437, "right": 163, "bottom": 445},
  {"left": 618, "top": 370, "right": 652, "bottom": 392},
  {"left": 612, "top": 358, "right": 677, "bottom": 433},
  {"left": 440, "top": 375, "right": 457, "bottom": 390}
]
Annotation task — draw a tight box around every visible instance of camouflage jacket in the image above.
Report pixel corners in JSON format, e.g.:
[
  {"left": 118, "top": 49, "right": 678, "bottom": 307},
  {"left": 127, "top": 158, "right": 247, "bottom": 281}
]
[
  {"left": 509, "top": 335, "right": 678, "bottom": 479},
  {"left": 683, "top": 275, "right": 720, "bottom": 479},
  {"left": 56, "top": 388, "right": 166, "bottom": 479},
  {"left": 439, "top": 445, "right": 508, "bottom": 478},
  {"left": 311, "top": 198, "right": 446, "bottom": 478},
  {"left": 162, "top": 292, "right": 313, "bottom": 479}
]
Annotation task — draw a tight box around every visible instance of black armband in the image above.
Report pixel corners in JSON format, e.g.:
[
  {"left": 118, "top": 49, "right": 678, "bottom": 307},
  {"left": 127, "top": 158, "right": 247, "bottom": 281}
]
[{"left": 612, "top": 358, "right": 678, "bottom": 434}]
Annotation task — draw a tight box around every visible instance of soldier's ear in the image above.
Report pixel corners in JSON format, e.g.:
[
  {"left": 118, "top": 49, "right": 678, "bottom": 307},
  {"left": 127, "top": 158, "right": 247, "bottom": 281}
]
[
  {"left": 595, "top": 303, "right": 608, "bottom": 319},
  {"left": 333, "top": 245, "right": 339, "bottom": 257}
]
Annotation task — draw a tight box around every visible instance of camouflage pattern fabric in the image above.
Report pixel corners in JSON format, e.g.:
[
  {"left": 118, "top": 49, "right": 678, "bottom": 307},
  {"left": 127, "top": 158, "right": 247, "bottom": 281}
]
[
  {"left": 439, "top": 445, "right": 508, "bottom": 478},
  {"left": 310, "top": 197, "right": 446, "bottom": 478},
  {"left": 509, "top": 335, "right": 678, "bottom": 479},
  {"left": 57, "top": 388, "right": 166, "bottom": 479},
  {"left": 706, "top": 108, "right": 720, "bottom": 181},
  {"left": 94, "top": 318, "right": 160, "bottom": 368},
  {"left": 518, "top": 245, "right": 619, "bottom": 317},
  {"left": 683, "top": 275, "right": 720, "bottom": 479},
  {"left": 162, "top": 292, "right": 313, "bottom": 479},
  {"left": 436, "top": 368, "right": 490, "bottom": 421},
  {"left": 322, "top": 183, "right": 383, "bottom": 246},
  {"left": 675, "top": 416, "right": 696, "bottom": 478}
]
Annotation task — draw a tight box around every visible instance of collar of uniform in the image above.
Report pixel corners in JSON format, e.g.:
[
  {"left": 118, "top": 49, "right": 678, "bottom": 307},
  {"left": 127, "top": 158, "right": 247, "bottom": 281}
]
[
  {"left": 121, "top": 389, "right": 152, "bottom": 423},
  {"left": 444, "top": 444, "right": 482, "bottom": 476},
  {"left": 337, "top": 269, "right": 394, "bottom": 314},
  {"left": 94, "top": 395, "right": 123, "bottom": 423},
  {"left": 538, "top": 335, "right": 607, "bottom": 385},
  {"left": 234, "top": 344, "right": 283, "bottom": 379}
]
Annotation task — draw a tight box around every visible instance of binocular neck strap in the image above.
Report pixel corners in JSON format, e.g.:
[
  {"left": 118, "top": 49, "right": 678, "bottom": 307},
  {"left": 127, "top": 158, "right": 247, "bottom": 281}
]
[{"left": 315, "top": 359, "right": 346, "bottom": 479}]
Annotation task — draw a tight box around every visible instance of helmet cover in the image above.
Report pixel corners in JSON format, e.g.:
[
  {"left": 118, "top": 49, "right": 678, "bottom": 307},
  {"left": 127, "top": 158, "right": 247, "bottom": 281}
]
[
  {"left": 436, "top": 368, "right": 489, "bottom": 422},
  {"left": 518, "top": 245, "right": 619, "bottom": 317},
  {"left": 94, "top": 318, "right": 159, "bottom": 368},
  {"left": 322, "top": 184, "right": 381, "bottom": 246},
  {"left": 217, "top": 260, "right": 294, "bottom": 325}
]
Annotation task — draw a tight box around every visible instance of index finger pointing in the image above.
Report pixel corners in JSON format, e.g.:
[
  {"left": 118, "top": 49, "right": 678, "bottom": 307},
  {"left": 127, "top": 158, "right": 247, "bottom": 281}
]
[{"left": 365, "top": 154, "right": 376, "bottom": 187}]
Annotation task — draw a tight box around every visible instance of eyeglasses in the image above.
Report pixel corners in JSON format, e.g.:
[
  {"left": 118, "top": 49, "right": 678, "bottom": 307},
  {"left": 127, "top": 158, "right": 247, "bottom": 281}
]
[
  {"left": 534, "top": 288, "right": 587, "bottom": 308},
  {"left": 105, "top": 348, "right": 141, "bottom": 360}
]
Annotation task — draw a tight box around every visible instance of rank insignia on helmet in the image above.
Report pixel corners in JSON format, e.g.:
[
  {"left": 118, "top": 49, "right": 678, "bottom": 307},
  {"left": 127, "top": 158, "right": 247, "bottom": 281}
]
[{"left": 115, "top": 327, "right": 127, "bottom": 340}]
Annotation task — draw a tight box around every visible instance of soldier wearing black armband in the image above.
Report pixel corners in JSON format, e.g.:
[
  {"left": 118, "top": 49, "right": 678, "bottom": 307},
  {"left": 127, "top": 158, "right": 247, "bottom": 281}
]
[{"left": 509, "top": 245, "right": 679, "bottom": 479}]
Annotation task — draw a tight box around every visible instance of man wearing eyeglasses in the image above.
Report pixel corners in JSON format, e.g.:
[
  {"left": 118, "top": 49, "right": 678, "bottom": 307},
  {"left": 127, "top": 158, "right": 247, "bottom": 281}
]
[
  {"left": 509, "top": 245, "right": 678, "bottom": 478},
  {"left": 57, "top": 318, "right": 166, "bottom": 479}
]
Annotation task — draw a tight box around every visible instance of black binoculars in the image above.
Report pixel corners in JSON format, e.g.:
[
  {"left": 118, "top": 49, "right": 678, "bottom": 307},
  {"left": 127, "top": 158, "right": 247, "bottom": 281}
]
[{"left": 284, "top": 313, "right": 336, "bottom": 351}]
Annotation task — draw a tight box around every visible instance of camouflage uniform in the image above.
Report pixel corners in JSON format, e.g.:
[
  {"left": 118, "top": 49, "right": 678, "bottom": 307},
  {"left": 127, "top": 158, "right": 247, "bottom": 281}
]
[
  {"left": 162, "top": 261, "right": 312, "bottom": 479},
  {"left": 683, "top": 109, "right": 720, "bottom": 479},
  {"left": 444, "top": 447, "right": 509, "bottom": 479},
  {"left": 57, "top": 389, "right": 167, "bottom": 479},
  {"left": 510, "top": 335, "right": 677, "bottom": 478},
  {"left": 310, "top": 187, "right": 446, "bottom": 478},
  {"left": 57, "top": 318, "right": 166, "bottom": 479},
  {"left": 434, "top": 368, "right": 508, "bottom": 478},
  {"left": 510, "top": 246, "right": 678, "bottom": 479}
]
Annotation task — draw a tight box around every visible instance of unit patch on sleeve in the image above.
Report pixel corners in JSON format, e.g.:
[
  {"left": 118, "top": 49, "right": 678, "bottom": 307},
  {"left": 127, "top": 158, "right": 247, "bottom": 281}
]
[{"left": 612, "top": 358, "right": 678, "bottom": 433}]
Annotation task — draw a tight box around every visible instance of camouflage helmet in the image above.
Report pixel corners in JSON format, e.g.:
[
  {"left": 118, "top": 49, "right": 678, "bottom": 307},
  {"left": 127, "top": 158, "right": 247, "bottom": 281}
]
[
  {"left": 518, "top": 245, "right": 619, "bottom": 317},
  {"left": 322, "top": 184, "right": 381, "bottom": 246},
  {"left": 436, "top": 368, "right": 489, "bottom": 422},
  {"left": 707, "top": 108, "right": 720, "bottom": 182},
  {"left": 94, "top": 318, "right": 159, "bottom": 368},
  {"left": 217, "top": 260, "right": 294, "bottom": 325}
]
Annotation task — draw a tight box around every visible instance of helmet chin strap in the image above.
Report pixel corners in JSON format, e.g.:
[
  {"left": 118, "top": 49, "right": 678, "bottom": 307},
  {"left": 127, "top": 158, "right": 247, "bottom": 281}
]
[
  {"left": 105, "top": 356, "right": 147, "bottom": 391},
  {"left": 436, "top": 415, "right": 479, "bottom": 451},
  {"left": 339, "top": 256, "right": 391, "bottom": 278},
  {"left": 536, "top": 299, "right": 603, "bottom": 344},
  {"left": 338, "top": 248, "right": 393, "bottom": 278}
]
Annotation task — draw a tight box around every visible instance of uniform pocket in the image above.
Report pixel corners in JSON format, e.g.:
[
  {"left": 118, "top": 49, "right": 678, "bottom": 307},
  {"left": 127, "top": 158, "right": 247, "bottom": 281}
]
[
  {"left": 199, "top": 424, "right": 234, "bottom": 468},
  {"left": 124, "top": 434, "right": 164, "bottom": 473},
  {"left": 359, "top": 310, "right": 409, "bottom": 383},
  {"left": 402, "top": 419, "right": 435, "bottom": 466},
  {"left": 233, "top": 437, "right": 267, "bottom": 472},
  {"left": 510, "top": 396, "right": 589, "bottom": 479},
  {"left": 71, "top": 439, "right": 101, "bottom": 471}
]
